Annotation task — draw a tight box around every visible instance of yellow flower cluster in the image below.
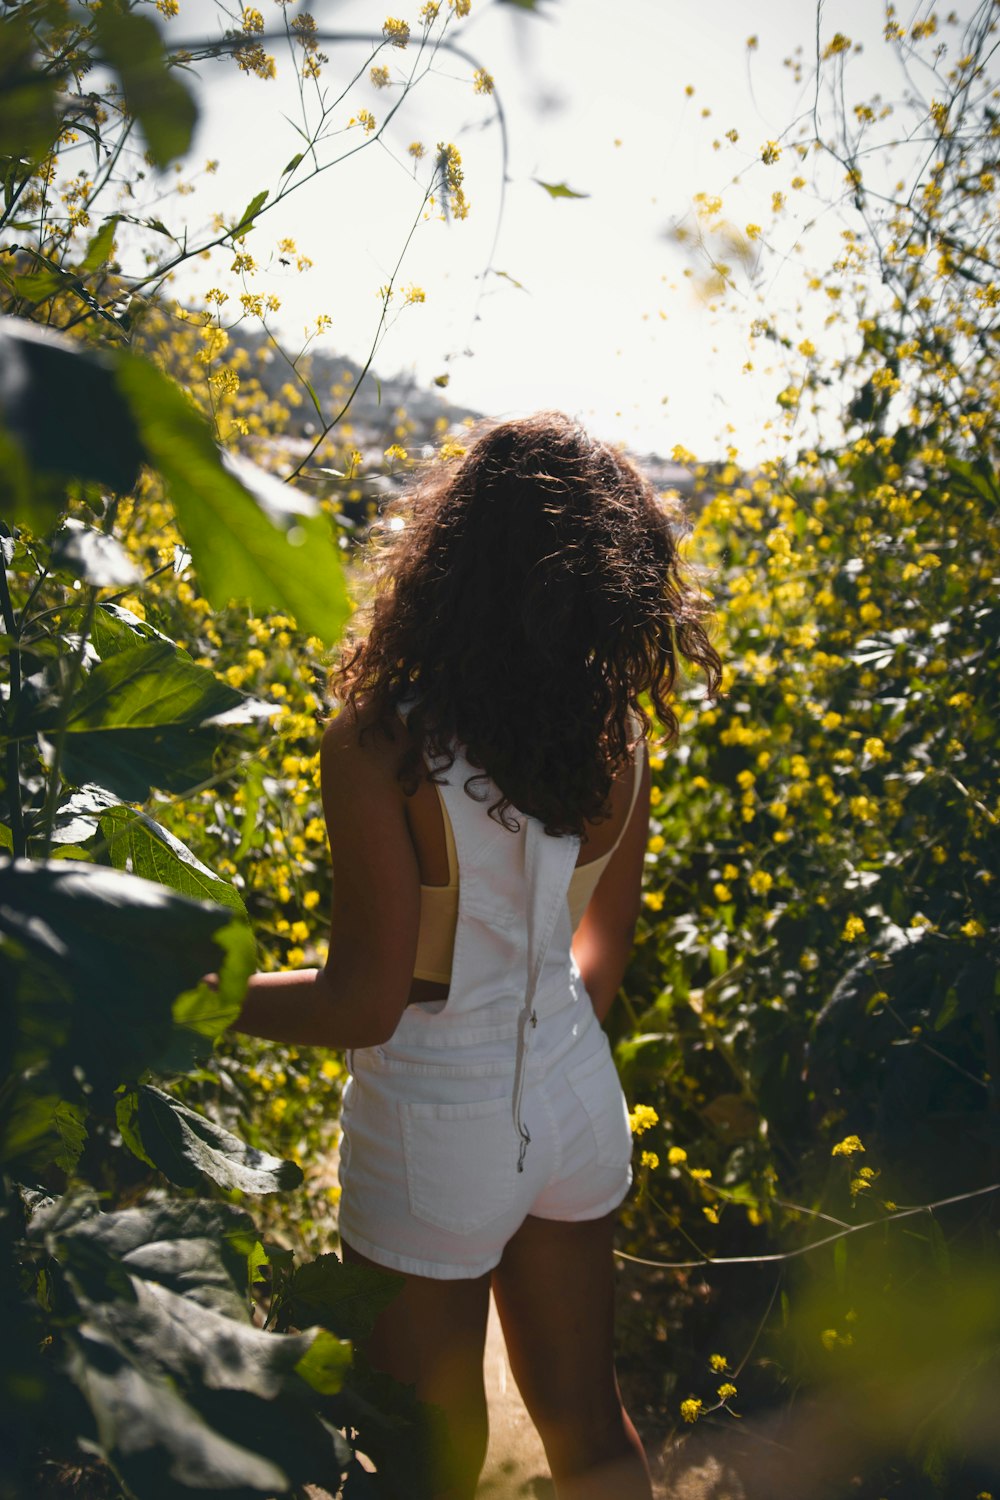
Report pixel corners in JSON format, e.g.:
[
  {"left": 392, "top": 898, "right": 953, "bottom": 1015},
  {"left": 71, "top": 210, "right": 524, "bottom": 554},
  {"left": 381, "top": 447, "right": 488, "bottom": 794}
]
[
  {"left": 831, "top": 1134, "right": 865, "bottom": 1158},
  {"left": 382, "top": 16, "right": 410, "bottom": 46},
  {"left": 628, "top": 1104, "right": 659, "bottom": 1136}
]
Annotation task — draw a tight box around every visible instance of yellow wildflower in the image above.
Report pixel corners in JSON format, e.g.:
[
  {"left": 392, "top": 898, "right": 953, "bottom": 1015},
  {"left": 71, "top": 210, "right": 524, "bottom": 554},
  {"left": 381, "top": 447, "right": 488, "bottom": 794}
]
[
  {"left": 382, "top": 16, "right": 410, "bottom": 45},
  {"left": 628, "top": 1104, "right": 658, "bottom": 1136},
  {"left": 832, "top": 1134, "right": 865, "bottom": 1157},
  {"left": 680, "top": 1398, "right": 703, "bottom": 1423}
]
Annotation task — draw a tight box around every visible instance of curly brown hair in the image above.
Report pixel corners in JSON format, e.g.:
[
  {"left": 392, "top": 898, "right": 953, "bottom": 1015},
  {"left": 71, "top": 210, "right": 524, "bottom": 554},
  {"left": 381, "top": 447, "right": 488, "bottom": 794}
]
[{"left": 334, "top": 412, "right": 723, "bottom": 836}]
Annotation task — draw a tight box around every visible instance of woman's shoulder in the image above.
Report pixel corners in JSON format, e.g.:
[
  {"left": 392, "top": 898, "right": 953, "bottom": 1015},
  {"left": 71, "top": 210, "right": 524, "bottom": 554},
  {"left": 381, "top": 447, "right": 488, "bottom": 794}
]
[{"left": 321, "top": 699, "right": 410, "bottom": 787}]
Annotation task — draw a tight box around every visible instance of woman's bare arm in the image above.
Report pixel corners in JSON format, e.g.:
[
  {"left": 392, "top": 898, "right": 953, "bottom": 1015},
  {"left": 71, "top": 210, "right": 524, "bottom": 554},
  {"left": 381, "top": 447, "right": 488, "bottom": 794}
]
[
  {"left": 571, "top": 750, "right": 651, "bottom": 1023},
  {"left": 229, "top": 709, "right": 420, "bottom": 1051}
]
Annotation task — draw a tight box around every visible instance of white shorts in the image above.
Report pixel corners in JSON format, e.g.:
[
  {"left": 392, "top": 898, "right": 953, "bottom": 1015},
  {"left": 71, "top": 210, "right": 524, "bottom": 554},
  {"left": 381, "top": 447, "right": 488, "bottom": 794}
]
[{"left": 337, "top": 995, "right": 633, "bottom": 1280}]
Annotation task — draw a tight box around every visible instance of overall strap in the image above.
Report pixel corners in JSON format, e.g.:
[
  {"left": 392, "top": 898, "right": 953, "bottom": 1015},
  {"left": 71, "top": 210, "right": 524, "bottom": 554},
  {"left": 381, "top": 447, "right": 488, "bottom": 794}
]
[{"left": 513, "top": 818, "right": 580, "bottom": 1169}]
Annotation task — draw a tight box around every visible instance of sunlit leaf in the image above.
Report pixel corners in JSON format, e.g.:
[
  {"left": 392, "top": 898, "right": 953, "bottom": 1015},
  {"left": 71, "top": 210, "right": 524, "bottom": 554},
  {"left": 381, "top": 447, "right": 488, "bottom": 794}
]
[
  {"left": 232, "top": 189, "right": 268, "bottom": 238},
  {"left": 80, "top": 215, "right": 121, "bottom": 274},
  {"left": 116, "top": 355, "right": 350, "bottom": 643},
  {"left": 50, "top": 517, "right": 142, "bottom": 588},
  {"left": 93, "top": 4, "right": 198, "bottom": 169},
  {"left": 100, "top": 805, "right": 247, "bottom": 916},
  {"left": 533, "top": 179, "right": 589, "bottom": 199},
  {"left": 134, "top": 1084, "right": 303, "bottom": 1194},
  {"left": 0, "top": 319, "right": 145, "bottom": 507}
]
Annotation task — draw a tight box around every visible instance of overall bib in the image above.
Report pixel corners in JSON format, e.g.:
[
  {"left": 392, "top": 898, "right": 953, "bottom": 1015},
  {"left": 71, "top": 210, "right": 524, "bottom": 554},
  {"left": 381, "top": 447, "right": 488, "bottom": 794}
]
[{"left": 337, "top": 741, "right": 634, "bottom": 1280}]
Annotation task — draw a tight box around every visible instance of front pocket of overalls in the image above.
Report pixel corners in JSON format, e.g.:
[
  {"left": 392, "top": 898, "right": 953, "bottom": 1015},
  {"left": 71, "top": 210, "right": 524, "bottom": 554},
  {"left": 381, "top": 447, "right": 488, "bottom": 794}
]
[
  {"left": 566, "top": 1045, "right": 632, "bottom": 1168},
  {"left": 400, "top": 1096, "right": 516, "bottom": 1234}
]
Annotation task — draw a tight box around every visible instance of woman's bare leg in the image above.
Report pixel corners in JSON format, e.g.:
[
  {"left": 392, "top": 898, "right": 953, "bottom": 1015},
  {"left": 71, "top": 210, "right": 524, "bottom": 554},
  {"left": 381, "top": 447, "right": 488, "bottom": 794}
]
[
  {"left": 340, "top": 1238, "right": 492, "bottom": 1500},
  {"left": 491, "top": 1211, "right": 652, "bottom": 1500}
]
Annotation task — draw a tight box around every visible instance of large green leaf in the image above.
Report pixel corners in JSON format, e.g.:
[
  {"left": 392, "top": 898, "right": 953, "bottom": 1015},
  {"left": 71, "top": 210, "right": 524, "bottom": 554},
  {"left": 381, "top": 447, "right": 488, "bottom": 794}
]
[
  {"left": 60, "top": 724, "right": 218, "bottom": 802},
  {"left": 116, "top": 354, "right": 350, "bottom": 643},
  {"left": 60, "top": 1271, "right": 351, "bottom": 1498},
  {"left": 90, "top": 602, "right": 179, "bottom": 659},
  {"left": 0, "top": 1084, "right": 87, "bottom": 1174},
  {"left": 50, "top": 518, "right": 142, "bottom": 588},
  {"left": 61, "top": 641, "right": 241, "bottom": 732},
  {"left": 83, "top": 1273, "right": 335, "bottom": 1399},
  {"left": 64, "top": 1332, "right": 293, "bottom": 1499},
  {"left": 15, "top": 640, "right": 243, "bottom": 799},
  {"left": 0, "top": 320, "right": 145, "bottom": 512},
  {"left": 35, "top": 1193, "right": 259, "bottom": 1321},
  {"left": 47, "top": 784, "right": 121, "bottom": 846},
  {"left": 134, "top": 1084, "right": 303, "bottom": 1194},
  {"left": 282, "top": 1254, "right": 404, "bottom": 1343},
  {"left": 292, "top": 1330, "right": 353, "bottom": 1396},
  {"left": 100, "top": 805, "right": 246, "bottom": 916},
  {"left": 93, "top": 4, "right": 197, "bottom": 169},
  {"left": 0, "top": 859, "right": 252, "bottom": 1092},
  {"left": 0, "top": 13, "right": 63, "bottom": 163}
]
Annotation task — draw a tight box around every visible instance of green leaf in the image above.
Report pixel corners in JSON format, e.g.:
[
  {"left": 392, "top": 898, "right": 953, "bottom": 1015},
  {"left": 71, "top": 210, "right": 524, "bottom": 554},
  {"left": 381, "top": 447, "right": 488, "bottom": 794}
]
[
  {"left": 833, "top": 1233, "right": 847, "bottom": 1295},
  {"left": 533, "top": 178, "right": 589, "bottom": 199},
  {"left": 50, "top": 518, "right": 142, "bottom": 588},
  {"left": 926, "top": 1216, "right": 951, "bottom": 1279},
  {"left": 933, "top": 985, "right": 958, "bottom": 1032},
  {"left": 0, "top": 859, "right": 252, "bottom": 1091},
  {"left": 0, "top": 1087, "right": 86, "bottom": 1174},
  {"left": 93, "top": 4, "right": 198, "bottom": 169},
  {"left": 80, "top": 215, "right": 121, "bottom": 274},
  {"left": 283, "top": 1254, "right": 404, "bottom": 1343},
  {"left": 247, "top": 1240, "right": 270, "bottom": 1302},
  {"left": 281, "top": 153, "right": 303, "bottom": 175},
  {"left": 491, "top": 268, "right": 528, "bottom": 291},
  {"left": 0, "top": 14, "right": 63, "bottom": 163},
  {"left": 10, "top": 265, "right": 67, "bottom": 303},
  {"left": 134, "top": 1084, "right": 304, "bottom": 1194},
  {"left": 116, "top": 1088, "right": 158, "bottom": 1171},
  {"left": 37, "top": 1192, "right": 260, "bottom": 1320},
  {"left": 100, "top": 805, "right": 247, "bottom": 917},
  {"left": 232, "top": 189, "right": 268, "bottom": 238},
  {"left": 235, "top": 758, "right": 266, "bottom": 859},
  {"left": 60, "top": 724, "right": 218, "bottom": 802},
  {"left": 171, "top": 918, "right": 255, "bottom": 1043},
  {"left": 48, "top": 784, "right": 121, "bottom": 846},
  {"left": 293, "top": 1328, "right": 352, "bottom": 1396},
  {"left": 90, "top": 602, "right": 179, "bottom": 659},
  {"left": 59, "top": 642, "right": 241, "bottom": 733},
  {"left": 63, "top": 1329, "right": 292, "bottom": 1499},
  {"left": 116, "top": 355, "right": 350, "bottom": 643},
  {"left": 0, "top": 319, "right": 145, "bottom": 507}
]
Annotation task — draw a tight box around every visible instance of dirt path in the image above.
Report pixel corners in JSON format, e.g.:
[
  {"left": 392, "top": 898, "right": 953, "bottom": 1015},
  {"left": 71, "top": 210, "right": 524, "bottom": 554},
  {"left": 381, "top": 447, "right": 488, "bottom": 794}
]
[
  {"left": 477, "top": 1294, "right": 552, "bottom": 1499},
  {"left": 478, "top": 1294, "right": 677, "bottom": 1500}
]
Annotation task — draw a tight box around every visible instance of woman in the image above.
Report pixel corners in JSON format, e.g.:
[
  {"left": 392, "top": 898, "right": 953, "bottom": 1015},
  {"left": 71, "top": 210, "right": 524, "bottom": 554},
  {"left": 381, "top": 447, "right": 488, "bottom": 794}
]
[{"left": 234, "top": 413, "right": 722, "bottom": 1499}]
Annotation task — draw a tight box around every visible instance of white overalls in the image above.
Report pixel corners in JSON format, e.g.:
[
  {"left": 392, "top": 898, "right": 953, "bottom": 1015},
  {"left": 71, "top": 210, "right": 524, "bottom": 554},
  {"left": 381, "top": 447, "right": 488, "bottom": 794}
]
[{"left": 337, "top": 740, "right": 634, "bottom": 1280}]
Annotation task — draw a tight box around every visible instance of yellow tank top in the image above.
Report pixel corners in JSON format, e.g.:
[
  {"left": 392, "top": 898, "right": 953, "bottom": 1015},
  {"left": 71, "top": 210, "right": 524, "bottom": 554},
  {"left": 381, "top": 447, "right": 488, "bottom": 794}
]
[{"left": 412, "top": 746, "right": 646, "bottom": 983}]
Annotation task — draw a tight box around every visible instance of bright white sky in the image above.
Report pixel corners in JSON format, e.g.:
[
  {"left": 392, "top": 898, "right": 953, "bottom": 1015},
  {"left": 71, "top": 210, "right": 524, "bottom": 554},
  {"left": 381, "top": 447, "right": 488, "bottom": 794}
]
[{"left": 163, "top": 0, "right": 967, "bottom": 459}]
